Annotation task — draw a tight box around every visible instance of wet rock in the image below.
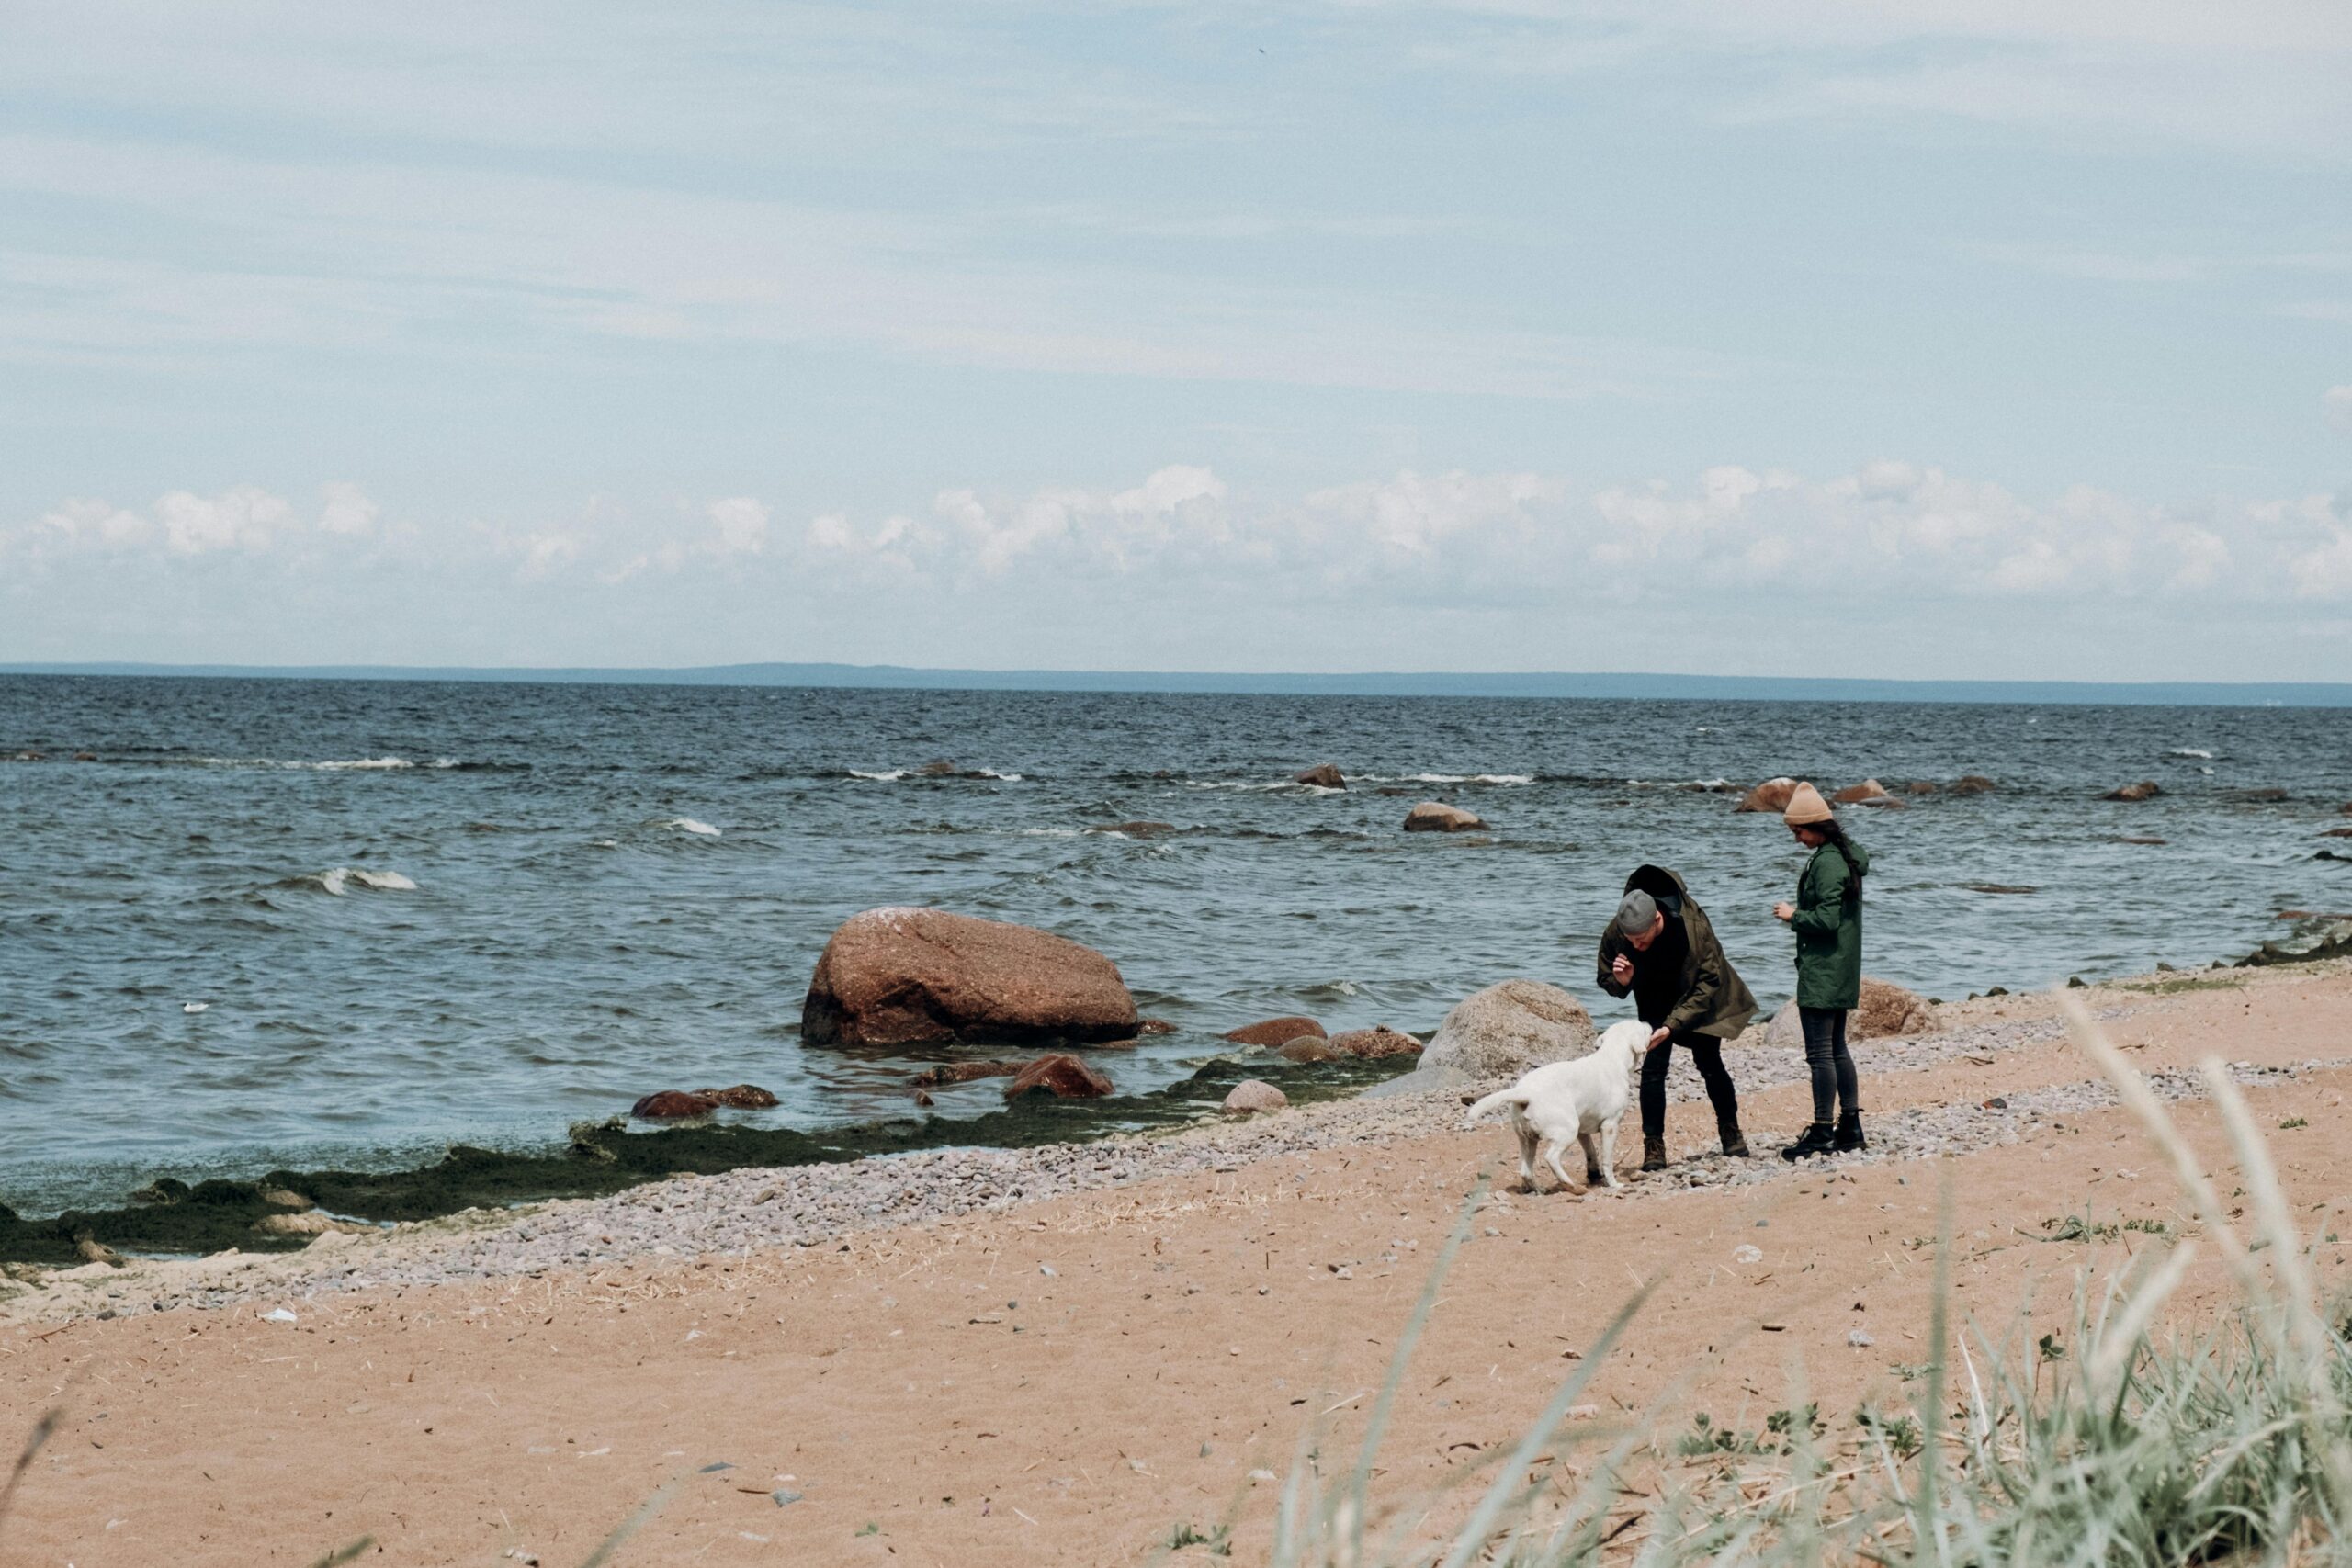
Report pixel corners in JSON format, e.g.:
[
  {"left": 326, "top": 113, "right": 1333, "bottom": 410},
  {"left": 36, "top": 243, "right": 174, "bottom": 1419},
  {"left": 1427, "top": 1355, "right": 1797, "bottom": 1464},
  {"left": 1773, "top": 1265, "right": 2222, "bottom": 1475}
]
[
  {"left": 74, "top": 1234, "right": 122, "bottom": 1267},
  {"left": 1004, "top": 1055, "right": 1114, "bottom": 1100},
  {"left": 1136, "top": 1018, "right": 1178, "bottom": 1035},
  {"left": 1276, "top": 1035, "right": 1340, "bottom": 1063},
  {"left": 1223, "top": 1016, "right": 1326, "bottom": 1047},
  {"left": 801, "top": 907, "right": 1139, "bottom": 1048},
  {"left": 1327, "top": 1026, "right": 1423, "bottom": 1060},
  {"left": 2323, "top": 828, "right": 2352, "bottom": 840},
  {"left": 1223, "top": 1080, "right": 1288, "bottom": 1114},
  {"left": 2104, "top": 781, "right": 2162, "bottom": 802},
  {"left": 908, "top": 1061, "right": 1025, "bottom": 1088},
  {"left": 255, "top": 1211, "right": 365, "bottom": 1237},
  {"left": 631, "top": 1090, "right": 721, "bottom": 1120},
  {"left": 73, "top": 751, "right": 97, "bottom": 762},
  {"left": 1905, "top": 781, "right": 1939, "bottom": 795},
  {"left": 1949, "top": 775, "right": 1996, "bottom": 795},
  {"left": 1403, "top": 801, "right": 1487, "bottom": 833},
  {"left": 695, "top": 1084, "right": 780, "bottom": 1109},
  {"left": 1294, "top": 763, "right": 1346, "bottom": 788},
  {"left": 1091, "top": 821, "right": 1176, "bottom": 837},
  {"left": 914, "top": 759, "right": 958, "bottom": 777},
  {"left": 2230, "top": 787, "right": 2289, "bottom": 803},
  {"left": 1419, "top": 979, "right": 1595, "bottom": 1079},
  {"left": 1832, "top": 779, "right": 1891, "bottom": 805},
  {"left": 1734, "top": 778, "right": 1798, "bottom": 814},
  {"left": 258, "top": 1186, "right": 311, "bottom": 1209}
]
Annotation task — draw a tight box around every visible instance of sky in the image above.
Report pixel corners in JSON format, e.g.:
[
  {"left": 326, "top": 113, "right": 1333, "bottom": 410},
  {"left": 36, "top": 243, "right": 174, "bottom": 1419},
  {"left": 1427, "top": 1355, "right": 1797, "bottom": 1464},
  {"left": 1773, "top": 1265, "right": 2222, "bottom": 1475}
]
[{"left": 1, "top": 1, "right": 2347, "bottom": 680}]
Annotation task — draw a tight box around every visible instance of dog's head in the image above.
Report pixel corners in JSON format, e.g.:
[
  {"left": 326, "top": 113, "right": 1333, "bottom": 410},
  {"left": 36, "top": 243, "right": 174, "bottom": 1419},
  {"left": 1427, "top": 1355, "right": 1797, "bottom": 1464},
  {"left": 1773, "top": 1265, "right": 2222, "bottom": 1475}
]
[{"left": 1596, "top": 1018, "right": 1650, "bottom": 1072}]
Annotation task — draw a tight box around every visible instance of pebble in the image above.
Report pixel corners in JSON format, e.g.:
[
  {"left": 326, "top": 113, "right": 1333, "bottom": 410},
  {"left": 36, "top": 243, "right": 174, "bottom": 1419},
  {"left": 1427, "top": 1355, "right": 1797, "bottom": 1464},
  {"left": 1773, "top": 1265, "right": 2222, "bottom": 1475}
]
[{"left": 27, "top": 1004, "right": 2325, "bottom": 1322}]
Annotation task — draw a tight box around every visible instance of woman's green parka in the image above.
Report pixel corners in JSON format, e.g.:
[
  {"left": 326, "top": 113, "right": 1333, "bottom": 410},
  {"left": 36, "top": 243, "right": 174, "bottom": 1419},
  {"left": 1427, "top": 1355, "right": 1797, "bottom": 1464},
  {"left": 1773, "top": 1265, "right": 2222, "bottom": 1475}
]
[{"left": 1789, "top": 839, "right": 1870, "bottom": 1009}]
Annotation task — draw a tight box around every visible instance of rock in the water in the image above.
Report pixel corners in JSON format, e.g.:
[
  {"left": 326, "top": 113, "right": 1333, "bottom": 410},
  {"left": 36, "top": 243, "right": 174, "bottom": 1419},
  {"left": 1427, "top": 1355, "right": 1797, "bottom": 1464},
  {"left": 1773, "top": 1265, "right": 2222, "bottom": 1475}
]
[
  {"left": 2323, "top": 827, "right": 2352, "bottom": 840},
  {"left": 2231, "top": 787, "right": 2289, "bottom": 803},
  {"left": 2104, "top": 781, "right": 2162, "bottom": 802},
  {"left": 632, "top": 1090, "right": 720, "bottom": 1119},
  {"left": 1136, "top": 1017, "right": 1178, "bottom": 1035},
  {"left": 909, "top": 1060, "right": 1025, "bottom": 1088},
  {"left": 1403, "top": 801, "right": 1487, "bottom": 833},
  {"left": 1091, "top": 820, "right": 1177, "bottom": 837},
  {"left": 1004, "top": 1054, "right": 1114, "bottom": 1100},
  {"left": 1294, "top": 763, "right": 1346, "bottom": 788},
  {"left": 1223, "top": 1079, "right": 1288, "bottom": 1114},
  {"left": 801, "top": 908, "right": 1139, "bottom": 1047},
  {"left": 1419, "top": 979, "right": 1595, "bottom": 1079},
  {"left": 1327, "top": 1025, "right": 1422, "bottom": 1060},
  {"left": 1734, "top": 778, "right": 1798, "bottom": 813},
  {"left": 1763, "top": 978, "right": 1938, "bottom": 1044},
  {"left": 914, "top": 759, "right": 958, "bottom": 777},
  {"left": 1949, "top": 774, "right": 1996, "bottom": 795},
  {"left": 1905, "top": 780, "right": 1939, "bottom": 795},
  {"left": 1833, "top": 779, "right": 1891, "bottom": 805},
  {"left": 1223, "top": 1015, "right": 1326, "bottom": 1047},
  {"left": 1277, "top": 1035, "right": 1340, "bottom": 1063},
  {"left": 695, "top": 1083, "right": 780, "bottom": 1109}
]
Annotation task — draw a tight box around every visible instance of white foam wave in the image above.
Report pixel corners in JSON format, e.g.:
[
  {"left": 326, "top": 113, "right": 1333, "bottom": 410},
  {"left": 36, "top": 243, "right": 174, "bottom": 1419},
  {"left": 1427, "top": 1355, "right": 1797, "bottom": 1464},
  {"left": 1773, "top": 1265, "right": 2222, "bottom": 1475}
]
[
  {"left": 848, "top": 769, "right": 909, "bottom": 782},
  {"left": 191, "top": 755, "right": 426, "bottom": 771},
  {"left": 972, "top": 768, "right": 1023, "bottom": 782},
  {"left": 1394, "top": 772, "right": 1533, "bottom": 785},
  {"left": 316, "top": 866, "right": 419, "bottom": 896},
  {"left": 2168, "top": 748, "right": 2214, "bottom": 759},
  {"left": 665, "top": 818, "right": 722, "bottom": 837},
  {"left": 313, "top": 757, "right": 415, "bottom": 771}
]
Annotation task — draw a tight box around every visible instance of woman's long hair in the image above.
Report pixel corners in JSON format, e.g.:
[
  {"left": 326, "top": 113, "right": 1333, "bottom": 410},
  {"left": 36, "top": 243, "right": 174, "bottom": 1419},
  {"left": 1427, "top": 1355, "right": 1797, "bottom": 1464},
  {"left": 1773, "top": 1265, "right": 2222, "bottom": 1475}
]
[{"left": 1814, "top": 816, "right": 1864, "bottom": 898}]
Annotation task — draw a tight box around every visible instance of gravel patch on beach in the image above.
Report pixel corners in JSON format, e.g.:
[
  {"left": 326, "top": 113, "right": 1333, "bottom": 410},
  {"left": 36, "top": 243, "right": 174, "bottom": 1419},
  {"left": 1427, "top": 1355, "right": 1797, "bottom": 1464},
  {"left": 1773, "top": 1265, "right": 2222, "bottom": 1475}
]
[{"left": 3, "top": 1003, "right": 2298, "bottom": 1324}]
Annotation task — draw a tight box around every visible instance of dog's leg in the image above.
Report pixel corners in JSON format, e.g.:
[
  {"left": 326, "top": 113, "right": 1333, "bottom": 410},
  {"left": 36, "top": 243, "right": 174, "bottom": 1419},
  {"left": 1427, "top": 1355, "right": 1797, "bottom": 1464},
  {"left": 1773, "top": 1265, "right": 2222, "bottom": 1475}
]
[
  {"left": 1544, "top": 1140, "right": 1580, "bottom": 1195},
  {"left": 1597, "top": 1119, "right": 1623, "bottom": 1190},
  {"left": 1516, "top": 1120, "right": 1541, "bottom": 1192}
]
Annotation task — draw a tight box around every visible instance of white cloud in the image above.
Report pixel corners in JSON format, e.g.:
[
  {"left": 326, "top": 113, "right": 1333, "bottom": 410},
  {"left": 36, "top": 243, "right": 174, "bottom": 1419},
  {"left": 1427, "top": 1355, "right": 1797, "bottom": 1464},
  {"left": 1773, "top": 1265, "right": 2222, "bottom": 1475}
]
[
  {"left": 2327, "top": 384, "right": 2352, "bottom": 434},
  {"left": 317, "top": 481, "right": 379, "bottom": 536}
]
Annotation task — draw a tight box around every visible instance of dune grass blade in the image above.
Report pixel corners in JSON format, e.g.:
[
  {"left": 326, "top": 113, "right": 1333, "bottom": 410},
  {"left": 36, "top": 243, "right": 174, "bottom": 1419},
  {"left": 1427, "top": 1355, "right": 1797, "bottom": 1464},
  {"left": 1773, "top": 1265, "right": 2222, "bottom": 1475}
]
[
  {"left": 302, "top": 1540, "right": 374, "bottom": 1568},
  {"left": 575, "top": 1481, "right": 677, "bottom": 1568},
  {"left": 0, "top": 1407, "right": 60, "bottom": 1540}
]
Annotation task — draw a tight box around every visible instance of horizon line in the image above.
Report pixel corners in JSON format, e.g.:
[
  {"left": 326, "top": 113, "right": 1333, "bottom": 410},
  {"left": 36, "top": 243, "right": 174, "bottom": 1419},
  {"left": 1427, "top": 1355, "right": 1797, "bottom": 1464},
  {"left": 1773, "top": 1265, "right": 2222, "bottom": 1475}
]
[{"left": 4, "top": 660, "right": 2350, "bottom": 707}]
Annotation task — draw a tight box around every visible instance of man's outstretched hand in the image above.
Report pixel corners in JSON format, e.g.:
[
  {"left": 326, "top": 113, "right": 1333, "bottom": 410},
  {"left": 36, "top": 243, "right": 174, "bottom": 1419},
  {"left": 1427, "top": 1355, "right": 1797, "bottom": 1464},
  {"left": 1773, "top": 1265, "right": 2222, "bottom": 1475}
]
[
  {"left": 1611, "top": 953, "right": 1635, "bottom": 986},
  {"left": 1647, "top": 1027, "right": 1672, "bottom": 1051}
]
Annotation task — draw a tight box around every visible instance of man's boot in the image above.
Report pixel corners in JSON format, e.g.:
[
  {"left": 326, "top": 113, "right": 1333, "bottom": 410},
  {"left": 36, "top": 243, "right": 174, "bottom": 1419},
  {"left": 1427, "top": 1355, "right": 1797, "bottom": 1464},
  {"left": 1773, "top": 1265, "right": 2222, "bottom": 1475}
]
[
  {"left": 1780, "top": 1122, "right": 1837, "bottom": 1162},
  {"left": 1834, "top": 1110, "right": 1867, "bottom": 1153},
  {"left": 1718, "top": 1116, "right": 1750, "bottom": 1157},
  {"left": 1640, "top": 1134, "right": 1668, "bottom": 1172}
]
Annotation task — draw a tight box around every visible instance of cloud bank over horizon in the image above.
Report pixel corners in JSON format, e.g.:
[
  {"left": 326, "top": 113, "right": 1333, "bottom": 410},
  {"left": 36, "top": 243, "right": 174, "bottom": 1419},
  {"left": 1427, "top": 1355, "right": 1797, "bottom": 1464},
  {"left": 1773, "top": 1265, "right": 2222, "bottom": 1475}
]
[{"left": 0, "top": 3, "right": 2346, "bottom": 679}]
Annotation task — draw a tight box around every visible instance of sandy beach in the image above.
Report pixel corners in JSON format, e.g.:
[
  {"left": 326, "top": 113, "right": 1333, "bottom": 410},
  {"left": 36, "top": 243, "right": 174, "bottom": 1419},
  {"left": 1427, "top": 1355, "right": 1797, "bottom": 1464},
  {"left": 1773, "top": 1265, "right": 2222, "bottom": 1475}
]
[{"left": 5, "top": 957, "right": 2350, "bottom": 1565}]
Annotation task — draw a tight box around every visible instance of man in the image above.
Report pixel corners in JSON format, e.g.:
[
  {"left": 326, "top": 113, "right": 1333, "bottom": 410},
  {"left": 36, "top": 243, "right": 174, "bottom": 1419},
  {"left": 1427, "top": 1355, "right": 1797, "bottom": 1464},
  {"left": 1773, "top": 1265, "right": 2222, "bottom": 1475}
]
[{"left": 1594, "top": 864, "right": 1758, "bottom": 1171}]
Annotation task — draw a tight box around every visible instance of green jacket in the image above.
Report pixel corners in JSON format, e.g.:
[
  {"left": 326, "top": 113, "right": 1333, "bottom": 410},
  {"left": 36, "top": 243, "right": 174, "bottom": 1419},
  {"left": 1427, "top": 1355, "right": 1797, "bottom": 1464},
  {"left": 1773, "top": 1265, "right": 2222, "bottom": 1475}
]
[
  {"left": 1594, "top": 864, "right": 1758, "bottom": 1040},
  {"left": 1790, "top": 839, "right": 1870, "bottom": 1009}
]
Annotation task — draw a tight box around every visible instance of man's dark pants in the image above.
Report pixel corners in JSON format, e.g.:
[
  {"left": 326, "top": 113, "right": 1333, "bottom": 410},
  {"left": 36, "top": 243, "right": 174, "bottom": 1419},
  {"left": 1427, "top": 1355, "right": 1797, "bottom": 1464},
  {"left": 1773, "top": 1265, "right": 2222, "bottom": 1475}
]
[{"left": 1639, "top": 1028, "right": 1739, "bottom": 1142}]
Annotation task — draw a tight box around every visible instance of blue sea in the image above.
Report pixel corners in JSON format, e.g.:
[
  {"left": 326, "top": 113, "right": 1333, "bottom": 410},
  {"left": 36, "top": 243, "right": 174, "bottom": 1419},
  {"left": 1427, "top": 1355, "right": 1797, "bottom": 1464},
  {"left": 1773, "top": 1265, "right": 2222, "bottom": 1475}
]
[{"left": 1, "top": 674, "right": 2346, "bottom": 1215}]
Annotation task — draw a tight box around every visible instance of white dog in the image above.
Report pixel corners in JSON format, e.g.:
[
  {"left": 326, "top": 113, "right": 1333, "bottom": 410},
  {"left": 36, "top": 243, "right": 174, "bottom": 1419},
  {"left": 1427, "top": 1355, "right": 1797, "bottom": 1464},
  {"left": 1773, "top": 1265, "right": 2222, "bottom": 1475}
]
[{"left": 1460, "top": 1020, "right": 1647, "bottom": 1193}]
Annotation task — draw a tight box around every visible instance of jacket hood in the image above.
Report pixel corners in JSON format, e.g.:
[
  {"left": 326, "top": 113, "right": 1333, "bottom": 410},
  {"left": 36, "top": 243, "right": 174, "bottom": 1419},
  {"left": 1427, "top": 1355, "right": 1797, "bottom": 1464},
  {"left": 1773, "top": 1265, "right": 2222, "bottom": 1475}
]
[
  {"left": 1825, "top": 840, "right": 1871, "bottom": 877},
  {"left": 1622, "top": 863, "right": 1692, "bottom": 903}
]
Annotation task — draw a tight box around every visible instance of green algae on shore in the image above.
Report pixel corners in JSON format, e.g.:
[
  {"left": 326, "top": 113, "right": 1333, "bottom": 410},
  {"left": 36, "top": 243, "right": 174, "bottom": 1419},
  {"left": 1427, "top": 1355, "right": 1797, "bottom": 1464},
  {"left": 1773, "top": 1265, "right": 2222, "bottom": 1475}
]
[{"left": 0, "top": 1054, "right": 1411, "bottom": 1266}]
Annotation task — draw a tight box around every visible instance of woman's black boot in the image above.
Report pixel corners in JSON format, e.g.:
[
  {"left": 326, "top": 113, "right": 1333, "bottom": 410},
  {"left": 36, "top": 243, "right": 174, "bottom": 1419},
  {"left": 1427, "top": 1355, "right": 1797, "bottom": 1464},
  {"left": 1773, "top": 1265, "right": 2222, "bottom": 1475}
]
[
  {"left": 1641, "top": 1134, "right": 1668, "bottom": 1172},
  {"left": 1780, "top": 1122, "right": 1836, "bottom": 1162},
  {"left": 1834, "top": 1111, "right": 1867, "bottom": 1152},
  {"left": 1717, "top": 1117, "right": 1750, "bottom": 1157}
]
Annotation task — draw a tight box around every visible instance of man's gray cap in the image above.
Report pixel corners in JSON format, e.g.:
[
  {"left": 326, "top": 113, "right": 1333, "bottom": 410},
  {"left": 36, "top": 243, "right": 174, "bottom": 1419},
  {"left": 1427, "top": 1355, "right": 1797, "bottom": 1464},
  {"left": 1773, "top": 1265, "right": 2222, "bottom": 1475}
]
[{"left": 1615, "top": 889, "right": 1658, "bottom": 934}]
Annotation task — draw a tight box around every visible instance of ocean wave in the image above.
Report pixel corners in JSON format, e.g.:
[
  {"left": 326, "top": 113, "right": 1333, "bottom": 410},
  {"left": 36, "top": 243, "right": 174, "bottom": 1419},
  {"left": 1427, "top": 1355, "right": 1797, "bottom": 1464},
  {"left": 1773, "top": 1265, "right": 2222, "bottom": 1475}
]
[
  {"left": 1362, "top": 773, "right": 1535, "bottom": 786},
  {"left": 287, "top": 866, "right": 420, "bottom": 896},
  {"left": 847, "top": 768, "right": 909, "bottom": 781},
  {"left": 839, "top": 765, "right": 1023, "bottom": 782},
  {"left": 2168, "top": 748, "right": 2215, "bottom": 760},
  {"left": 663, "top": 818, "right": 722, "bottom": 837}
]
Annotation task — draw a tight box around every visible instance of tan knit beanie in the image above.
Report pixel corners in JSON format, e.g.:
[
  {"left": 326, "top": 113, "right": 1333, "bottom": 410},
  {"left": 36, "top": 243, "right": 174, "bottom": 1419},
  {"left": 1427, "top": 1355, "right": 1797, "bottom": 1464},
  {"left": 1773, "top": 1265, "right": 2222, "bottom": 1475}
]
[{"left": 1782, "top": 781, "right": 1834, "bottom": 826}]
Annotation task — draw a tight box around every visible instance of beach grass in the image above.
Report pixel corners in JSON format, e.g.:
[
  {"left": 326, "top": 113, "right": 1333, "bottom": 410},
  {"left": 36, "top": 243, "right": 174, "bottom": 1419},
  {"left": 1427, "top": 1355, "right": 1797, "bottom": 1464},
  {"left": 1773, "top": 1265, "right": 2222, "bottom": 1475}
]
[{"left": 1203, "top": 995, "right": 2352, "bottom": 1566}]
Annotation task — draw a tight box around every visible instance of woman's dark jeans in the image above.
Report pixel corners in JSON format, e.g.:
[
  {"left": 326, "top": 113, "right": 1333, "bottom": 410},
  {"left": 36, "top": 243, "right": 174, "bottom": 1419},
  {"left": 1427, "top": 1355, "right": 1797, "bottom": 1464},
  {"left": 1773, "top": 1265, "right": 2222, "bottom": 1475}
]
[
  {"left": 1639, "top": 1031, "right": 1739, "bottom": 1141},
  {"left": 1800, "top": 1006, "right": 1859, "bottom": 1125}
]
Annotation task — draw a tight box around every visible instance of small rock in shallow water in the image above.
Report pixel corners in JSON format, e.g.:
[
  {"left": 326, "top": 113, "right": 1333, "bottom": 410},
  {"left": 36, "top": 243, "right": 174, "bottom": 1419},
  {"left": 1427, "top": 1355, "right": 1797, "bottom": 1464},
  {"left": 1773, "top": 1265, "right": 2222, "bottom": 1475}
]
[
  {"left": 1223, "top": 1016, "right": 1325, "bottom": 1047},
  {"left": 695, "top": 1084, "right": 779, "bottom": 1109},
  {"left": 632, "top": 1090, "right": 720, "bottom": 1119},
  {"left": 1003, "top": 1055, "right": 1113, "bottom": 1100}
]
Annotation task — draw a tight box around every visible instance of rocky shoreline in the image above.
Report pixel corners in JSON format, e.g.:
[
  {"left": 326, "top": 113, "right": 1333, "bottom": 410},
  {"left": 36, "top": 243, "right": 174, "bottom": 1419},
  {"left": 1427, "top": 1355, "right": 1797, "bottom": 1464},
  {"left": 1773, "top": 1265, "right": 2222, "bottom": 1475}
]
[{"left": 13, "top": 968, "right": 2340, "bottom": 1326}]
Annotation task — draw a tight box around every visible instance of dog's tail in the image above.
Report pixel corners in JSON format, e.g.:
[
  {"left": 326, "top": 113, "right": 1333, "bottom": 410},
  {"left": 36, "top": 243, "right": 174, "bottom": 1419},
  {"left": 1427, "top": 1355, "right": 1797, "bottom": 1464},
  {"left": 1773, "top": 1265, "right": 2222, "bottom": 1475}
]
[{"left": 1461, "top": 1087, "right": 1529, "bottom": 1129}]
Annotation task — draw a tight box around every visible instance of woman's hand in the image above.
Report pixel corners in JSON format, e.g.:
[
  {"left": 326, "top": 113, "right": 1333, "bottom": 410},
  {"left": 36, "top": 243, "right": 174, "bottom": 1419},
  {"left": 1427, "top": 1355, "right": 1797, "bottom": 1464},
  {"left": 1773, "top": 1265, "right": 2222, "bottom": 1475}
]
[{"left": 1773, "top": 901, "right": 1795, "bottom": 922}]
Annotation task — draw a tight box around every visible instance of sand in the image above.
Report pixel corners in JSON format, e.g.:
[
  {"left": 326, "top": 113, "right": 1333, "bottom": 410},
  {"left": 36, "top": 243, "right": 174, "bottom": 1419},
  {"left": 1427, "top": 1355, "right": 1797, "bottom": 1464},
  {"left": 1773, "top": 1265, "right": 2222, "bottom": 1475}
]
[{"left": 4, "top": 961, "right": 2350, "bottom": 1566}]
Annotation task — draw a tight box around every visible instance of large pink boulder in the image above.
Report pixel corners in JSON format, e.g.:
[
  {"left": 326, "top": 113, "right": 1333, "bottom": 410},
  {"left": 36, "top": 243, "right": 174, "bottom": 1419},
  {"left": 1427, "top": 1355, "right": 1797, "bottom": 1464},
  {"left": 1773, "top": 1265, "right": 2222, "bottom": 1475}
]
[
  {"left": 1734, "top": 778, "right": 1798, "bottom": 814},
  {"left": 802, "top": 908, "right": 1139, "bottom": 1047}
]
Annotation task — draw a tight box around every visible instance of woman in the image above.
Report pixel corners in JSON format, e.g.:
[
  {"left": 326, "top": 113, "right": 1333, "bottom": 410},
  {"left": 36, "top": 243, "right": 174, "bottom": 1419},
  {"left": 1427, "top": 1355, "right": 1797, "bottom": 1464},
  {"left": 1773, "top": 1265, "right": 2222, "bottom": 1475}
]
[{"left": 1773, "top": 782, "right": 1870, "bottom": 1160}]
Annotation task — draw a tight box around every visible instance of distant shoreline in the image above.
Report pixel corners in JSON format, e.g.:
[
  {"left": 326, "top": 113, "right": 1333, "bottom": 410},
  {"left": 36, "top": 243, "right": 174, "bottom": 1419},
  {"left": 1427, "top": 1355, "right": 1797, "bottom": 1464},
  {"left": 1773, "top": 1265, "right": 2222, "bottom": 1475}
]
[{"left": 5, "top": 661, "right": 2350, "bottom": 707}]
